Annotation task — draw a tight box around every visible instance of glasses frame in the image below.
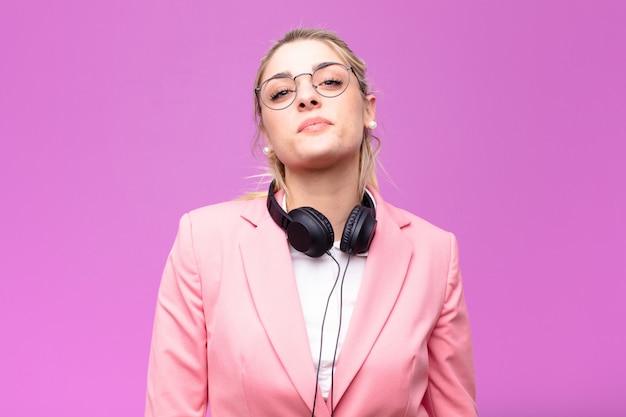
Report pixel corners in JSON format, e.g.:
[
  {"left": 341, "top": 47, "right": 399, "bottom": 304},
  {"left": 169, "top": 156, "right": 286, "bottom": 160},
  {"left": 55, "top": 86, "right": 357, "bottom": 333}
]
[{"left": 255, "top": 62, "right": 357, "bottom": 111}]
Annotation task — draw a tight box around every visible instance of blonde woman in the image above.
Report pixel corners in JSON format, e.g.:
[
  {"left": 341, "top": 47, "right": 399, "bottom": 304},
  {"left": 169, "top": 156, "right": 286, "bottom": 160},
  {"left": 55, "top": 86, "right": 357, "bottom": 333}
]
[{"left": 146, "top": 28, "right": 477, "bottom": 417}]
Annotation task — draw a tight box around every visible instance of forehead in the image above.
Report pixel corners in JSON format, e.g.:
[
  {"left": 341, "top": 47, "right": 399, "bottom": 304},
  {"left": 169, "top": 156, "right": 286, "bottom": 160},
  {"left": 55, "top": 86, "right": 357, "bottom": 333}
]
[{"left": 261, "top": 40, "right": 345, "bottom": 79}]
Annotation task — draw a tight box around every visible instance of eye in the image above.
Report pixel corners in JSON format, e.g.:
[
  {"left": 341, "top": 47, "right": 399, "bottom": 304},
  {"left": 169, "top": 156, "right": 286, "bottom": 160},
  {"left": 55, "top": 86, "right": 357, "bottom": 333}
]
[
  {"left": 313, "top": 64, "right": 348, "bottom": 92},
  {"left": 263, "top": 78, "right": 296, "bottom": 103},
  {"left": 269, "top": 88, "right": 294, "bottom": 101},
  {"left": 316, "top": 77, "right": 344, "bottom": 91},
  {"left": 321, "top": 78, "right": 343, "bottom": 86}
]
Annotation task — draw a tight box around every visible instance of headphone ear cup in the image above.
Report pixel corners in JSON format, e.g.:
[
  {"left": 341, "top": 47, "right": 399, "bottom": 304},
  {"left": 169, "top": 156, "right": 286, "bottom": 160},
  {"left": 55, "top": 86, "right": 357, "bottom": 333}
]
[
  {"left": 340, "top": 206, "right": 377, "bottom": 255},
  {"left": 287, "top": 207, "right": 334, "bottom": 258}
]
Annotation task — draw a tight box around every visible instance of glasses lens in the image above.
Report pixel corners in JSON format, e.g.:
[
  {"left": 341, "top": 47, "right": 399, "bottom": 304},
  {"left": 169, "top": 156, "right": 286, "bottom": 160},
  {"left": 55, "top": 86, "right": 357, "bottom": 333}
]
[
  {"left": 313, "top": 64, "right": 350, "bottom": 98},
  {"left": 261, "top": 77, "right": 296, "bottom": 110}
]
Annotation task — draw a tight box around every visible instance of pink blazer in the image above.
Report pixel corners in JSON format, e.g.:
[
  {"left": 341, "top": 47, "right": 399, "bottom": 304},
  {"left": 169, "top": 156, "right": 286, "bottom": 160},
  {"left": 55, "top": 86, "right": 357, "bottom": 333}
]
[{"left": 145, "top": 189, "right": 477, "bottom": 417}]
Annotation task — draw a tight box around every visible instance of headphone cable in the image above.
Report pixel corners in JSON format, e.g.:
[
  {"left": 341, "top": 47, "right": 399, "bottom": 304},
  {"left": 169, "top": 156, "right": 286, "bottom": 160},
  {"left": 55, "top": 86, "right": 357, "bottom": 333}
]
[
  {"left": 311, "top": 250, "right": 341, "bottom": 417},
  {"left": 329, "top": 254, "right": 351, "bottom": 416},
  {"left": 311, "top": 250, "right": 351, "bottom": 417}
]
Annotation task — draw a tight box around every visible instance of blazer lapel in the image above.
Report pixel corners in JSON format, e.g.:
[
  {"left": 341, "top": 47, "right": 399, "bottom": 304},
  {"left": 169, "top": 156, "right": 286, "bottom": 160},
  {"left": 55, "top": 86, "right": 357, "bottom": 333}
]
[
  {"left": 239, "top": 197, "right": 328, "bottom": 416},
  {"left": 330, "top": 191, "right": 413, "bottom": 405}
]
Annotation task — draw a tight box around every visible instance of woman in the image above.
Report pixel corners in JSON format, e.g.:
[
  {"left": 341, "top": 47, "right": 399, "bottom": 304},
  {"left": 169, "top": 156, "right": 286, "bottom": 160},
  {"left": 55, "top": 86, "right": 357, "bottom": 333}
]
[{"left": 145, "top": 28, "right": 477, "bottom": 417}]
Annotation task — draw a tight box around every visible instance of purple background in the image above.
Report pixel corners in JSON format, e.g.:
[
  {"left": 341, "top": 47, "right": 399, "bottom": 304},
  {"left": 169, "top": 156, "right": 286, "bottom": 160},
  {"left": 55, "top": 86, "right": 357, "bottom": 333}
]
[{"left": 1, "top": 1, "right": 625, "bottom": 416}]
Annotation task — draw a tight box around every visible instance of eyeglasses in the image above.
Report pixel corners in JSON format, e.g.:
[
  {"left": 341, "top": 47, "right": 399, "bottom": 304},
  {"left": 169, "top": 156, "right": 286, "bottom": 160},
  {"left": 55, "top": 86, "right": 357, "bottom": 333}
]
[{"left": 255, "top": 62, "right": 355, "bottom": 110}]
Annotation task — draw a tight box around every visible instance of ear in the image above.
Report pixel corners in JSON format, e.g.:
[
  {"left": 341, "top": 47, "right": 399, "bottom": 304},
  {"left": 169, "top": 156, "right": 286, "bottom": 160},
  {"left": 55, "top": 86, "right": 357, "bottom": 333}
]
[{"left": 363, "top": 94, "right": 376, "bottom": 126}]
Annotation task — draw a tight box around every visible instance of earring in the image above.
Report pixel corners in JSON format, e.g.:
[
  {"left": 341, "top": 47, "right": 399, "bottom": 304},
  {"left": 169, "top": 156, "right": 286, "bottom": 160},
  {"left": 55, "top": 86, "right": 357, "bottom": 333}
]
[
  {"left": 263, "top": 146, "right": 272, "bottom": 155},
  {"left": 368, "top": 120, "right": 377, "bottom": 130}
]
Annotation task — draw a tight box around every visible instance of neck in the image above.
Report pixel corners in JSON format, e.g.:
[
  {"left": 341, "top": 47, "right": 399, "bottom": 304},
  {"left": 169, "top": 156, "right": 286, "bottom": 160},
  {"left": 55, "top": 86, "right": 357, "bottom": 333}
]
[{"left": 284, "top": 167, "right": 362, "bottom": 238}]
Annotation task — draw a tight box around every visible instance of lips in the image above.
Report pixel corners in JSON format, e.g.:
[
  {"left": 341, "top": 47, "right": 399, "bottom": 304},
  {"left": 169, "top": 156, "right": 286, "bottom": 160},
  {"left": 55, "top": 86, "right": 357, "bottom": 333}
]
[{"left": 297, "top": 117, "right": 332, "bottom": 133}]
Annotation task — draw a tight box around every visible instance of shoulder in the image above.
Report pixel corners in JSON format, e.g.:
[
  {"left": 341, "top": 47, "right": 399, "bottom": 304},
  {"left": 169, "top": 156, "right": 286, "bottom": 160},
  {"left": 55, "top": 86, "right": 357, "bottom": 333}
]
[
  {"left": 371, "top": 190, "right": 458, "bottom": 268},
  {"left": 372, "top": 189, "right": 454, "bottom": 243},
  {"left": 389, "top": 202, "right": 450, "bottom": 235},
  {"left": 180, "top": 197, "right": 267, "bottom": 238},
  {"left": 188, "top": 198, "right": 260, "bottom": 220}
]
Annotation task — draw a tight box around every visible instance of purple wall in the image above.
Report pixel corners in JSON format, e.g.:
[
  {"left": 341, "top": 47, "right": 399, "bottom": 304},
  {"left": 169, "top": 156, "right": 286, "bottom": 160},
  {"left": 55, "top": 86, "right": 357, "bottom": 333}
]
[{"left": 1, "top": 1, "right": 624, "bottom": 416}]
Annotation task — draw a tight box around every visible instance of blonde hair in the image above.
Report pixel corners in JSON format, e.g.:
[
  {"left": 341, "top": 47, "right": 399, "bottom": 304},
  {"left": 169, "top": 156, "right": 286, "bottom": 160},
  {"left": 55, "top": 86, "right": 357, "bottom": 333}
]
[{"left": 252, "top": 28, "right": 380, "bottom": 197}]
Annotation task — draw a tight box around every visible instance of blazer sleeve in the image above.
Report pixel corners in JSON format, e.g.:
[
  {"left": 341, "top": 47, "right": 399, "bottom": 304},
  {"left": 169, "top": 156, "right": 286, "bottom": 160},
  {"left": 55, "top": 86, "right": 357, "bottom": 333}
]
[
  {"left": 423, "top": 233, "right": 478, "bottom": 417},
  {"left": 145, "top": 213, "right": 209, "bottom": 417}
]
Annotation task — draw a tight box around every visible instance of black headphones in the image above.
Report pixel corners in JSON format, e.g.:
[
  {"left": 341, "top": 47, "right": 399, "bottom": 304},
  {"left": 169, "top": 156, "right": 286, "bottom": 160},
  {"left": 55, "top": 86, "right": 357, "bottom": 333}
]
[{"left": 266, "top": 180, "right": 377, "bottom": 258}]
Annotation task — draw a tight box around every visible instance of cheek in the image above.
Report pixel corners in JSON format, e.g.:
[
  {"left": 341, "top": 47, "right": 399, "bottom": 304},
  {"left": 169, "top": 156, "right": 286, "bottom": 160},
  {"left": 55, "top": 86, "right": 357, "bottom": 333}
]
[
  {"left": 260, "top": 114, "right": 282, "bottom": 144},
  {"left": 345, "top": 102, "right": 367, "bottom": 135}
]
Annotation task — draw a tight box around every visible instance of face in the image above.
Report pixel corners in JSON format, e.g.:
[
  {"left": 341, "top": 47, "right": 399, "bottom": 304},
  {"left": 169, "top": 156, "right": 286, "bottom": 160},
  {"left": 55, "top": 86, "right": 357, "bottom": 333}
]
[{"left": 259, "top": 40, "right": 376, "bottom": 177}]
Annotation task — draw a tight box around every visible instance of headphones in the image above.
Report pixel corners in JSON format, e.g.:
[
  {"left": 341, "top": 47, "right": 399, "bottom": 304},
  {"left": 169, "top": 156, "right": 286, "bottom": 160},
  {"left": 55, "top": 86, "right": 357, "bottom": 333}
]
[{"left": 266, "top": 180, "right": 377, "bottom": 258}]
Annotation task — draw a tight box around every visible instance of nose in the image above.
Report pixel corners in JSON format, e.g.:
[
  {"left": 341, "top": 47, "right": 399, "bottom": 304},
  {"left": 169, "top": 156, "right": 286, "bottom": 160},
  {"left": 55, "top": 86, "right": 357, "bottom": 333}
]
[{"left": 293, "top": 73, "right": 320, "bottom": 110}]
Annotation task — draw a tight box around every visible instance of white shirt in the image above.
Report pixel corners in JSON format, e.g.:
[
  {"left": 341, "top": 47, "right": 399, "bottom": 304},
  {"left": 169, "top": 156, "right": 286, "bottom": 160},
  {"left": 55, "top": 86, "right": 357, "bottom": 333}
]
[{"left": 291, "top": 244, "right": 367, "bottom": 400}]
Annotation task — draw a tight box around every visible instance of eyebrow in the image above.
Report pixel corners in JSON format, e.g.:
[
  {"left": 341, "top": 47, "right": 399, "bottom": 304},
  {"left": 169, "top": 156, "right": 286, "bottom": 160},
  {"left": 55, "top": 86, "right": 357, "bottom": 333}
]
[{"left": 266, "top": 62, "right": 339, "bottom": 80}]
